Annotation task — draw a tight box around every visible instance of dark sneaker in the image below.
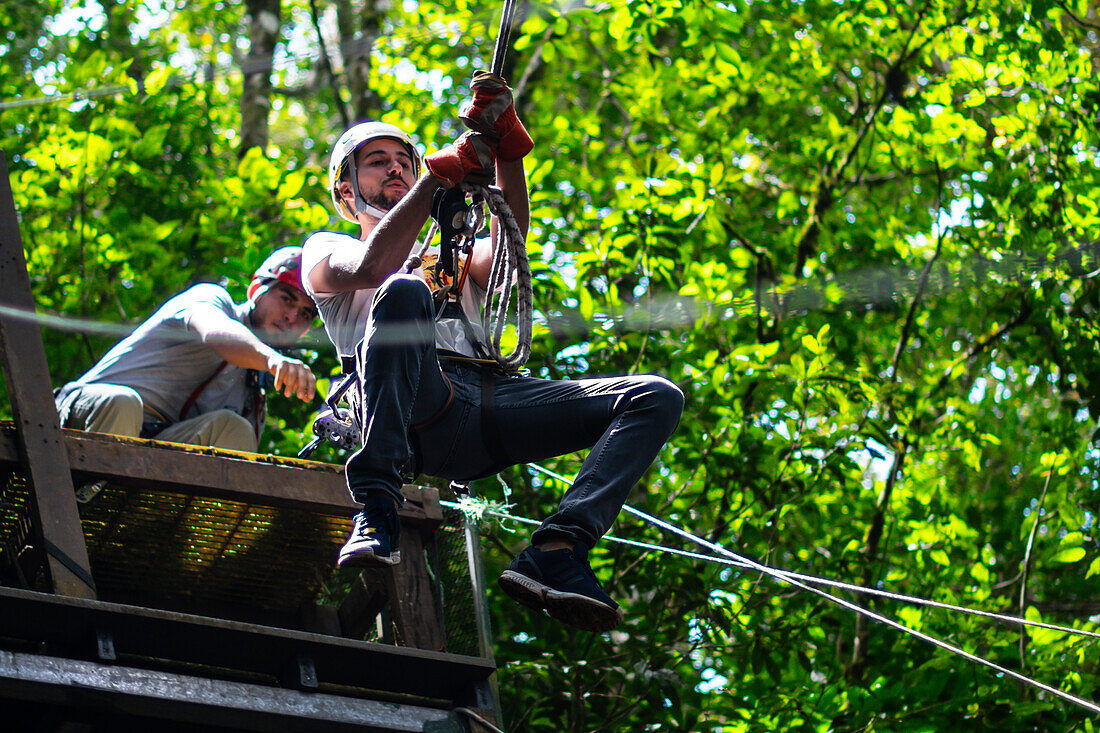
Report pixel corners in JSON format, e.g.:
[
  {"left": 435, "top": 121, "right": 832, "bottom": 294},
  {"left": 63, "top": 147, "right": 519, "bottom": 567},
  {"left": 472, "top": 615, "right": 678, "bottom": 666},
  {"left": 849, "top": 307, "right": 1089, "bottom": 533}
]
[
  {"left": 337, "top": 495, "right": 401, "bottom": 567},
  {"left": 498, "top": 546, "right": 624, "bottom": 632}
]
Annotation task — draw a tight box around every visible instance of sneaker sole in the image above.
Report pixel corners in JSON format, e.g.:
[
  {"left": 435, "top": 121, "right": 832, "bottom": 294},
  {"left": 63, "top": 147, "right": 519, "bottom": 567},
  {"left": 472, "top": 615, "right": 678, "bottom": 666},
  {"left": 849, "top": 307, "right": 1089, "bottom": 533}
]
[
  {"left": 337, "top": 549, "right": 402, "bottom": 568},
  {"left": 498, "top": 570, "right": 624, "bottom": 633}
]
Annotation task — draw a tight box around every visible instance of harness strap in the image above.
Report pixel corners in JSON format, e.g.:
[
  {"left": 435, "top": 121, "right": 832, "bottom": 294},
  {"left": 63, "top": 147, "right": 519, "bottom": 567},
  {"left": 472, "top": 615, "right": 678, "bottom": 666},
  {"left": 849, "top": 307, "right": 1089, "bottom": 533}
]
[
  {"left": 43, "top": 538, "right": 96, "bottom": 593},
  {"left": 244, "top": 384, "right": 267, "bottom": 441},
  {"left": 437, "top": 300, "right": 493, "bottom": 362},
  {"left": 179, "top": 360, "right": 228, "bottom": 421}
]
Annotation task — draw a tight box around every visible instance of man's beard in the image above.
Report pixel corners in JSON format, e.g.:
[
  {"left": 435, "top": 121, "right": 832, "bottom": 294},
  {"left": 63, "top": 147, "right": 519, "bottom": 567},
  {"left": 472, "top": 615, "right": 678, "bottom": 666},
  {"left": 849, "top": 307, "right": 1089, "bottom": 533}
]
[{"left": 366, "top": 177, "right": 405, "bottom": 212}]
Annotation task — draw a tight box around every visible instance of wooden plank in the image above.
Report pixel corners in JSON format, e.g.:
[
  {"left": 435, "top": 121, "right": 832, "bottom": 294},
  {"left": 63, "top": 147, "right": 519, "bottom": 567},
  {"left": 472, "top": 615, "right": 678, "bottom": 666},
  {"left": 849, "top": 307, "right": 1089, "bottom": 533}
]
[
  {"left": 0, "top": 650, "right": 469, "bottom": 731},
  {"left": 0, "top": 586, "right": 494, "bottom": 703},
  {"left": 0, "top": 427, "right": 443, "bottom": 529},
  {"left": 0, "top": 151, "right": 94, "bottom": 599}
]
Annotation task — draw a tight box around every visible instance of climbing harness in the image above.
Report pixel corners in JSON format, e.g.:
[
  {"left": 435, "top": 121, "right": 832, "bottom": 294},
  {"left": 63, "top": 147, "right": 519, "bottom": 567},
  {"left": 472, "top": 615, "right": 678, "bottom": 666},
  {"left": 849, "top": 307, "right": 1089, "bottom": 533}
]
[{"left": 405, "top": 178, "right": 532, "bottom": 373}]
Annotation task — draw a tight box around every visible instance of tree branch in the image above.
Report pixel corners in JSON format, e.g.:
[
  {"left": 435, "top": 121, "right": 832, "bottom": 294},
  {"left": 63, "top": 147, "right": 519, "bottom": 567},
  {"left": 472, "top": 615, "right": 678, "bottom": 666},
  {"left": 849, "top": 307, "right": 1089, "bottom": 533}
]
[
  {"left": 308, "top": 0, "right": 350, "bottom": 129},
  {"left": 1052, "top": 0, "right": 1100, "bottom": 30},
  {"left": 888, "top": 160, "right": 945, "bottom": 382},
  {"left": 1017, "top": 466, "right": 1054, "bottom": 685}
]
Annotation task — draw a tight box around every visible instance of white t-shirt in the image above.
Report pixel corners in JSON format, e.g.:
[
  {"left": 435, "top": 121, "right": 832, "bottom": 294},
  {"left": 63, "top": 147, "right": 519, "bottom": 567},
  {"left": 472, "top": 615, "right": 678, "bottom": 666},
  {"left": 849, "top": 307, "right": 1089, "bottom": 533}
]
[
  {"left": 70, "top": 284, "right": 251, "bottom": 422},
  {"left": 301, "top": 230, "right": 488, "bottom": 360}
]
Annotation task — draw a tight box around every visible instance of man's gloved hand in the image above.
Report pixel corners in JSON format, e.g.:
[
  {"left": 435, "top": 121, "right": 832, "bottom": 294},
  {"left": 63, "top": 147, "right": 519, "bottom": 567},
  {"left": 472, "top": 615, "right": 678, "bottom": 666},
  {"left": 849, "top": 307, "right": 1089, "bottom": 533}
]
[
  {"left": 424, "top": 131, "right": 495, "bottom": 187},
  {"left": 459, "top": 70, "right": 534, "bottom": 162}
]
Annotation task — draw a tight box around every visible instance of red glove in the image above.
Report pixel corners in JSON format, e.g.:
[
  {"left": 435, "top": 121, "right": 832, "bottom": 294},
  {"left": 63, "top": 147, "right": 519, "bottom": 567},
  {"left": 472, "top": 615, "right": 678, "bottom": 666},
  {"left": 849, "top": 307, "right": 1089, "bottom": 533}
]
[
  {"left": 424, "top": 131, "right": 495, "bottom": 187},
  {"left": 458, "top": 71, "right": 533, "bottom": 162}
]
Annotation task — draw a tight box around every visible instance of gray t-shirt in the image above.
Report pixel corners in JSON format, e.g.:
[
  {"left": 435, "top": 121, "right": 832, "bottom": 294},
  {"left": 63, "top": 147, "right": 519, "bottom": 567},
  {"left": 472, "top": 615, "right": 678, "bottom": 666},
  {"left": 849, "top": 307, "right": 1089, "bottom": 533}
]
[
  {"left": 66, "top": 284, "right": 251, "bottom": 422},
  {"left": 301, "top": 230, "right": 487, "bottom": 360}
]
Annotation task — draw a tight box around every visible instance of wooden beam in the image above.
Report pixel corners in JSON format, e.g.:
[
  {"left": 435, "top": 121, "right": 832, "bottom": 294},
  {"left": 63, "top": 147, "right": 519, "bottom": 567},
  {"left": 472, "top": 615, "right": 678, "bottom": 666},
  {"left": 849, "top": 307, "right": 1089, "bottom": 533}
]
[
  {"left": 0, "top": 151, "right": 95, "bottom": 599},
  {"left": 0, "top": 651, "right": 471, "bottom": 731},
  {"left": 0, "top": 586, "right": 493, "bottom": 703},
  {"left": 0, "top": 427, "right": 443, "bottom": 529},
  {"left": 338, "top": 568, "right": 390, "bottom": 640},
  {"left": 387, "top": 529, "right": 445, "bottom": 651}
]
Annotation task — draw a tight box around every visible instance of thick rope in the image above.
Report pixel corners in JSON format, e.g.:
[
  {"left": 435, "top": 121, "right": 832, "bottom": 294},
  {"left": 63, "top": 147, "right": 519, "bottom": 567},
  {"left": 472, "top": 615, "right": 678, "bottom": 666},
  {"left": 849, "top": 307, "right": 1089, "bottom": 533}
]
[
  {"left": 402, "top": 221, "right": 439, "bottom": 274},
  {"left": 464, "top": 181, "right": 533, "bottom": 371},
  {"left": 512, "top": 463, "right": 1100, "bottom": 715}
]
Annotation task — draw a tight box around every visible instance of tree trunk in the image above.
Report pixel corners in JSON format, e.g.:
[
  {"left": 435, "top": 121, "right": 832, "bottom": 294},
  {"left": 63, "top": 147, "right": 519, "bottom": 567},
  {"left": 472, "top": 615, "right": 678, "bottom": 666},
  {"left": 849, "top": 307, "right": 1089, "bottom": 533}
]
[
  {"left": 240, "top": 0, "right": 282, "bottom": 158},
  {"left": 335, "top": 0, "right": 385, "bottom": 121}
]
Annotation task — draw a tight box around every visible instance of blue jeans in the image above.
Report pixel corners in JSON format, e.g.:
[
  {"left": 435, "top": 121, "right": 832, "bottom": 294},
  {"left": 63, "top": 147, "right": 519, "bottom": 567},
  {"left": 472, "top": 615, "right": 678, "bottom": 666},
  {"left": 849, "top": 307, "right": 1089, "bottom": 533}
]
[{"left": 346, "top": 274, "right": 684, "bottom": 550}]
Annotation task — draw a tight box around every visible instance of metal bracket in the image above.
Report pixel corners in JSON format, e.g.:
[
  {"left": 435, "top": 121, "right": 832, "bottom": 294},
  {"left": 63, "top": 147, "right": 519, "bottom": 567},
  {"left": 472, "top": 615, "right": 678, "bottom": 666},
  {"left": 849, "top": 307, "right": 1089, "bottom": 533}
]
[
  {"left": 283, "top": 652, "right": 318, "bottom": 690},
  {"left": 95, "top": 628, "right": 116, "bottom": 662},
  {"left": 431, "top": 186, "right": 470, "bottom": 279}
]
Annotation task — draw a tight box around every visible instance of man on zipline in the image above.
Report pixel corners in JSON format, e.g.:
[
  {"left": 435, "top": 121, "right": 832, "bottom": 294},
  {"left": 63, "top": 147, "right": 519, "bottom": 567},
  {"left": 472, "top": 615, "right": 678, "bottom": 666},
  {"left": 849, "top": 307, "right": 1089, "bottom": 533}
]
[
  {"left": 302, "top": 73, "right": 683, "bottom": 632},
  {"left": 56, "top": 248, "right": 318, "bottom": 452}
]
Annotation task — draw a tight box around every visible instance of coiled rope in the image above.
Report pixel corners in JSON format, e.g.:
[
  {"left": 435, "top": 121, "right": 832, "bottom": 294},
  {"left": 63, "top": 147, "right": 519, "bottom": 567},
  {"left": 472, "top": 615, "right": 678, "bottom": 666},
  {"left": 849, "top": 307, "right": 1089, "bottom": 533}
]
[{"left": 474, "top": 181, "right": 532, "bottom": 371}]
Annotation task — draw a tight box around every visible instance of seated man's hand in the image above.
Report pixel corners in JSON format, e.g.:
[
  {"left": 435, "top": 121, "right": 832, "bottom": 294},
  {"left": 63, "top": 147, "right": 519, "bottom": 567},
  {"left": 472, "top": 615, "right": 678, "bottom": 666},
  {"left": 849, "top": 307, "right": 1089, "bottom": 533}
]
[
  {"left": 424, "top": 131, "right": 495, "bottom": 187},
  {"left": 268, "top": 355, "right": 316, "bottom": 401},
  {"left": 459, "top": 70, "right": 533, "bottom": 162}
]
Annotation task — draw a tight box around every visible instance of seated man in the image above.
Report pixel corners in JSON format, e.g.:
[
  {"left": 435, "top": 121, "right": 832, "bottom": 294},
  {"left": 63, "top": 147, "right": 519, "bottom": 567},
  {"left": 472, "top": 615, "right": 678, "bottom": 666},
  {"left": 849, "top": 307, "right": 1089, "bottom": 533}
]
[
  {"left": 302, "top": 75, "right": 683, "bottom": 632},
  {"left": 55, "top": 247, "right": 318, "bottom": 452}
]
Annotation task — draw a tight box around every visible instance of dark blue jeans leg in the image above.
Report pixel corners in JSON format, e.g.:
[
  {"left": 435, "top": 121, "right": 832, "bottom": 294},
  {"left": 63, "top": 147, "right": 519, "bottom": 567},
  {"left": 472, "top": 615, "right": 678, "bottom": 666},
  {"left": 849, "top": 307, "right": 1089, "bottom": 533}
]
[
  {"left": 345, "top": 274, "right": 451, "bottom": 506},
  {"left": 489, "top": 373, "right": 684, "bottom": 550}
]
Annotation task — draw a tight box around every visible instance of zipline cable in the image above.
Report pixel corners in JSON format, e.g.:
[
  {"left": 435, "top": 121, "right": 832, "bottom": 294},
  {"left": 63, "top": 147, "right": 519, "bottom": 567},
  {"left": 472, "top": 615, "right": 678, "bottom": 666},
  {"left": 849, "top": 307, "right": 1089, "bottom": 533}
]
[
  {"left": 443, "top": 499, "right": 1100, "bottom": 642},
  {"left": 490, "top": 0, "right": 519, "bottom": 77},
  {"left": 522, "top": 463, "right": 1100, "bottom": 715}
]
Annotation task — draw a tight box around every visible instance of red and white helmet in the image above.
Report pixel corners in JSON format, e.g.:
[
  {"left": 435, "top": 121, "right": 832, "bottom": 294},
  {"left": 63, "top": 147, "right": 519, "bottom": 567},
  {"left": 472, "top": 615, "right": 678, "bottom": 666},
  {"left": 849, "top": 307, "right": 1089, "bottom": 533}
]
[
  {"left": 328, "top": 121, "right": 422, "bottom": 223},
  {"left": 248, "top": 246, "right": 305, "bottom": 300}
]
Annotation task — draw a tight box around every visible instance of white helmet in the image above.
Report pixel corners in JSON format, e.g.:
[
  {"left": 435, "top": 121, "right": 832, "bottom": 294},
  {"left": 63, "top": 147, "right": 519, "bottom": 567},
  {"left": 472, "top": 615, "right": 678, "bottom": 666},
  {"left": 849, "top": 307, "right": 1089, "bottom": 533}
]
[{"left": 328, "top": 121, "right": 422, "bottom": 223}]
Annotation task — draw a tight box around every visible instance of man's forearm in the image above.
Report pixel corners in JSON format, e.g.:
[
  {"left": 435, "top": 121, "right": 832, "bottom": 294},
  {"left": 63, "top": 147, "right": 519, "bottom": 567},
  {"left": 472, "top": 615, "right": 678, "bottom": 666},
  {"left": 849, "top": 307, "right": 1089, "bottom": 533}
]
[
  {"left": 496, "top": 158, "right": 529, "bottom": 238},
  {"left": 197, "top": 318, "right": 316, "bottom": 401},
  {"left": 325, "top": 174, "right": 446, "bottom": 290},
  {"left": 200, "top": 320, "right": 282, "bottom": 372}
]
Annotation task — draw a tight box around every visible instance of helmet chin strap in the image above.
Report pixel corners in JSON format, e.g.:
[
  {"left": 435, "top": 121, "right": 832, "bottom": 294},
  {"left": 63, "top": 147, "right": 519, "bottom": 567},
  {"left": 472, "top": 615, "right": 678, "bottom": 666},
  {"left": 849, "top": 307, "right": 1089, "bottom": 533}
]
[
  {"left": 245, "top": 281, "right": 270, "bottom": 328},
  {"left": 348, "top": 159, "right": 391, "bottom": 220}
]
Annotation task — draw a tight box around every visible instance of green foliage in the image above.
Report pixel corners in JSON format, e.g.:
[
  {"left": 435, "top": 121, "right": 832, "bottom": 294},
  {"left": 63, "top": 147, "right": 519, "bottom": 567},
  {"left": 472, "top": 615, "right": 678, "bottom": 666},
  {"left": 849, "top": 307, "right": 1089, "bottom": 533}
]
[{"left": 4, "top": 0, "right": 1100, "bottom": 729}]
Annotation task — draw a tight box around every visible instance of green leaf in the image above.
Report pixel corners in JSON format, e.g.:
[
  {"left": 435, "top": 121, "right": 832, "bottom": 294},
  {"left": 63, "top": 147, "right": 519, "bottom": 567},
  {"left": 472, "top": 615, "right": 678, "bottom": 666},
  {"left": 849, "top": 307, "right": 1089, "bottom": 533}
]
[{"left": 1050, "top": 547, "right": 1086, "bottom": 564}]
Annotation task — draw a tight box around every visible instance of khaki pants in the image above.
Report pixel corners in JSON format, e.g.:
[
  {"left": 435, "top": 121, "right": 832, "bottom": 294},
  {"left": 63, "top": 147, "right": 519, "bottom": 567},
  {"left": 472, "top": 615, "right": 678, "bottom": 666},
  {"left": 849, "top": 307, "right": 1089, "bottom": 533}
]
[{"left": 56, "top": 383, "right": 257, "bottom": 452}]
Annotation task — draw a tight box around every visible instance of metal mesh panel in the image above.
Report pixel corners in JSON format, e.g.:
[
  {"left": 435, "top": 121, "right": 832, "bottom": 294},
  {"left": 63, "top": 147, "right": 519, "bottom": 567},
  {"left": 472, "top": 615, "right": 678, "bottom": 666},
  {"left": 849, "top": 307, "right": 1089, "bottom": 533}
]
[
  {"left": 0, "top": 468, "right": 47, "bottom": 591},
  {"left": 81, "top": 483, "right": 351, "bottom": 619},
  {"left": 432, "top": 506, "right": 481, "bottom": 657}
]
